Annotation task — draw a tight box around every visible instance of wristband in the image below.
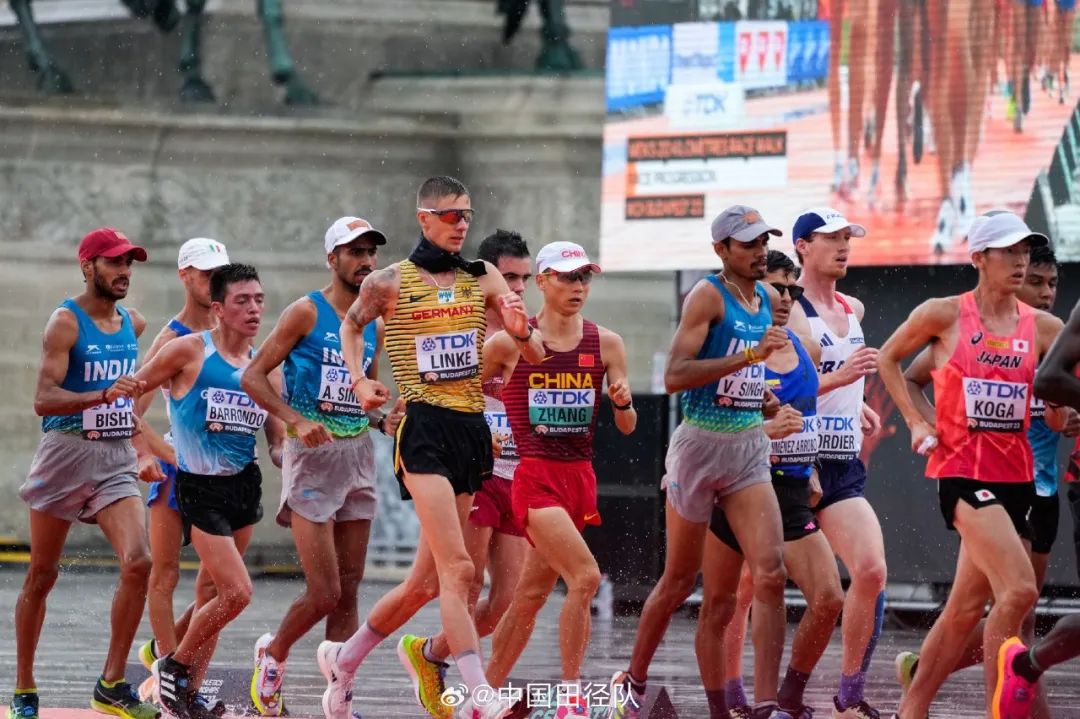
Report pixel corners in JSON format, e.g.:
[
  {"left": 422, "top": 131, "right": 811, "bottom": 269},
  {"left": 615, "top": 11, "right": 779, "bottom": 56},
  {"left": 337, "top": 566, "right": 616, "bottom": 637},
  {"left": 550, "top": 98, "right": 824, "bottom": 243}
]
[
  {"left": 376, "top": 415, "right": 387, "bottom": 434},
  {"left": 744, "top": 346, "right": 760, "bottom": 364},
  {"left": 510, "top": 325, "right": 534, "bottom": 343},
  {"left": 613, "top": 398, "right": 633, "bottom": 411}
]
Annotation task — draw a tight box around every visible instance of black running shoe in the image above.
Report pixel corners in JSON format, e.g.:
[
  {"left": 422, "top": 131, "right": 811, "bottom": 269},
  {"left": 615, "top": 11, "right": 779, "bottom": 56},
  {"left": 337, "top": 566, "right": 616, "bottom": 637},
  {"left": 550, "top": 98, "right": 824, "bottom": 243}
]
[
  {"left": 91, "top": 679, "right": 160, "bottom": 719},
  {"left": 152, "top": 656, "right": 195, "bottom": 719},
  {"left": 7, "top": 693, "right": 39, "bottom": 719}
]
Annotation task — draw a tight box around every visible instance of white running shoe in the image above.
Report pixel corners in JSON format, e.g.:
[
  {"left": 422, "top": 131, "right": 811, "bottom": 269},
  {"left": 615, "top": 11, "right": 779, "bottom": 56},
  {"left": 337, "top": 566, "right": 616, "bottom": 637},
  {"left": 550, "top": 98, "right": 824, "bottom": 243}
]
[
  {"left": 931, "top": 198, "right": 957, "bottom": 253},
  {"left": 454, "top": 695, "right": 515, "bottom": 719},
  {"left": 251, "top": 632, "right": 285, "bottom": 716},
  {"left": 317, "top": 641, "right": 356, "bottom": 719}
]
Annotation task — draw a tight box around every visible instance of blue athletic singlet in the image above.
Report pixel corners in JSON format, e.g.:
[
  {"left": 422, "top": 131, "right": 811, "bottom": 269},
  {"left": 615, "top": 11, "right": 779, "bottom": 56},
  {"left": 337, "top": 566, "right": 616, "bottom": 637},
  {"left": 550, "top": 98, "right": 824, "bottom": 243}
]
[
  {"left": 681, "top": 275, "right": 772, "bottom": 434},
  {"left": 1029, "top": 398, "right": 1060, "bottom": 497},
  {"left": 147, "top": 318, "right": 195, "bottom": 508},
  {"left": 42, "top": 299, "right": 139, "bottom": 439},
  {"left": 169, "top": 331, "right": 267, "bottom": 476},
  {"left": 766, "top": 329, "right": 820, "bottom": 482},
  {"left": 282, "top": 291, "right": 378, "bottom": 438}
]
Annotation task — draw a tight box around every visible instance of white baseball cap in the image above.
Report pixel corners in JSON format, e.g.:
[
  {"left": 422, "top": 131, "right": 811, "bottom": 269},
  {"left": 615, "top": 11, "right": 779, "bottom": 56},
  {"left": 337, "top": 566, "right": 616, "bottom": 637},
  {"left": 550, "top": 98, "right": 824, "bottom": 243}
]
[
  {"left": 536, "top": 241, "right": 601, "bottom": 274},
  {"left": 324, "top": 216, "right": 387, "bottom": 254},
  {"left": 968, "top": 211, "right": 1048, "bottom": 254},
  {"left": 177, "top": 237, "right": 230, "bottom": 270}
]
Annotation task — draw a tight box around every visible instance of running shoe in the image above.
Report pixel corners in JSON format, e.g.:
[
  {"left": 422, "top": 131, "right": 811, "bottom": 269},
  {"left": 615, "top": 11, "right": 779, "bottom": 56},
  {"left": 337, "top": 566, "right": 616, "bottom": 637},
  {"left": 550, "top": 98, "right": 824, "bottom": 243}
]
[
  {"left": 894, "top": 652, "right": 918, "bottom": 705},
  {"left": 317, "top": 641, "right": 355, "bottom": 719},
  {"left": 8, "top": 693, "right": 39, "bottom": 719},
  {"left": 727, "top": 707, "right": 753, "bottom": 719},
  {"left": 137, "top": 677, "right": 156, "bottom": 704},
  {"left": 193, "top": 694, "right": 225, "bottom": 718},
  {"left": 752, "top": 705, "right": 792, "bottom": 719},
  {"left": 138, "top": 640, "right": 158, "bottom": 672},
  {"left": 152, "top": 656, "right": 193, "bottom": 719},
  {"left": 993, "top": 637, "right": 1035, "bottom": 719},
  {"left": 555, "top": 694, "right": 589, "bottom": 719},
  {"left": 91, "top": 678, "right": 161, "bottom": 719},
  {"left": 251, "top": 632, "right": 285, "bottom": 717},
  {"left": 606, "top": 671, "right": 643, "bottom": 719},
  {"left": 781, "top": 705, "right": 815, "bottom": 719},
  {"left": 397, "top": 634, "right": 451, "bottom": 719},
  {"left": 453, "top": 696, "right": 516, "bottom": 719},
  {"left": 831, "top": 698, "right": 881, "bottom": 719}
]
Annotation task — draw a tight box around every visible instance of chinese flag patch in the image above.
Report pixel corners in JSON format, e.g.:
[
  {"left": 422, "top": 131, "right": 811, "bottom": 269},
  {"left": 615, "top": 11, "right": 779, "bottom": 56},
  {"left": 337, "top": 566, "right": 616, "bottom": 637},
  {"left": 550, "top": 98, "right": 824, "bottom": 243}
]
[{"left": 578, "top": 353, "right": 595, "bottom": 367}]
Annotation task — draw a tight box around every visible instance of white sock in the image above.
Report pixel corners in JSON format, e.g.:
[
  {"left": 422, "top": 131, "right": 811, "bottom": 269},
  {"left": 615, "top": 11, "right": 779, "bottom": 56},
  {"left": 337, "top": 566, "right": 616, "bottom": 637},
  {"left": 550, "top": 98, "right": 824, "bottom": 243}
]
[{"left": 337, "top": 621, "right": 386, "bottom": 673}]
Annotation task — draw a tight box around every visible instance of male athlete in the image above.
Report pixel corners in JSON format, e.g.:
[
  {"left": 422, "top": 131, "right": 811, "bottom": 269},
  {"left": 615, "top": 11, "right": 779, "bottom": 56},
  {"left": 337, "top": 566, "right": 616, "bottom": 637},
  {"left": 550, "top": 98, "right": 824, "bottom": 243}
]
[
  {"left": 318, "top": 176, "right": 545, "bottom": 719},
  {"left": 994, "top": 287, "right": 1080, "bottom": 718},
  {"left": 878, "top": 211, "right": 1065, "bottom": 718},
  {"left": 10, "top": 228, "right": 158, "bottom": 719},
  {"left": 710, "top": 251, "right": 844, "bottom": 719},
  {"left": 134, "top": 264, "right": 286, "bottom": 719},
  {"left": 407, "top": 230, "right": 534, "bottom": 719},
  {"left": 241, "top": 217, "right": 397, "bottom": 715},
  {"left": 475, "top": 241, "right": 635, "bottom": 719},
  {"left": 786, "top": 208, "right": 887, "bottom": 719},
  {"left": 134, "top": 238, "right": 231, "bottom": 708},
  {"left": 611, "top": 206, "right": 790, "bottom": 719},
  {"left": 896, "top": 239, "right": 1076, "bottom": 718}
]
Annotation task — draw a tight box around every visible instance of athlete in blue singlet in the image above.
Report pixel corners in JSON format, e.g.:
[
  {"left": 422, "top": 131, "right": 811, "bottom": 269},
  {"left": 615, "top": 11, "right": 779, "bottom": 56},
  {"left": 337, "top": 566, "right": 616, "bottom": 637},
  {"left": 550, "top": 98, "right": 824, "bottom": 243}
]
[
  {"left": 133, "top": 264, "right": 285, "bottom": 719},
  {"left": 11, "top": 228, "right": 158, "bottom": 719},
  {"left": 240, "top": 217, "right": 395, "bottom": 715},
  {"left": 709, "top": 251, "right": 845, "bottom": 719},
  {"left": 132, "top": 238, "right": 231, "bottom": 707},
  {"left": 612, "top": 206, "right": 792, "bottom": 719}
]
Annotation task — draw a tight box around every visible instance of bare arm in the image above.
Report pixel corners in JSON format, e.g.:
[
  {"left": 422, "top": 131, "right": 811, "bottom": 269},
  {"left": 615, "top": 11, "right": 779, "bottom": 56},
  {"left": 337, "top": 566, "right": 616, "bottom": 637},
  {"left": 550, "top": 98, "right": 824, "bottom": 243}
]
[
  {"left": 242, "top": 298, "right": 316, "bottom": 429},
  {"left": 903, "top": 346, "right": 937, "bottom": 425},
  {"left": 133, "top": 335, "right": 201, "bottom": 399},
  {"left": 1033, "top": 310, "right": 1069, "bottom": 430},
  {"left": 480, "top": 261, "right": 545, "bottom": 364},
  {"left": 264, "top": 367, "right": 287, "bottom": 468},
  {"left": 34, "top": 309, "right": 141, "bottom": 416},
  {"left": 600, "top": 327, "right": 636, "bottom": 435},
  {"left": 878, "top": 298, "right": 957, "bottom": 448},
  {"left": 481, "top": 331, "right": 519, "bottom": 385},
  {"left": 343, "top": 267, "right": 399, "bottom": 409},
  {"left": 664, "top": 282, "right": 786, "bottom": 393}
]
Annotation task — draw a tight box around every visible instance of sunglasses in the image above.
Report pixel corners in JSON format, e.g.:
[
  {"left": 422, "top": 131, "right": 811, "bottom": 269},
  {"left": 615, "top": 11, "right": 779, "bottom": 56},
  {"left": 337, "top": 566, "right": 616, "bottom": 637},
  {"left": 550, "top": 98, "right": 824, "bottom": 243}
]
[
  {"left": 418, "top": 208, "right": 474, "bottom": 225},
  {"left": 549, "top": 270, "right": 594, "bottom": 285},
  {"left": 770, "top": 283, "right": 805, "bottom": 300}
]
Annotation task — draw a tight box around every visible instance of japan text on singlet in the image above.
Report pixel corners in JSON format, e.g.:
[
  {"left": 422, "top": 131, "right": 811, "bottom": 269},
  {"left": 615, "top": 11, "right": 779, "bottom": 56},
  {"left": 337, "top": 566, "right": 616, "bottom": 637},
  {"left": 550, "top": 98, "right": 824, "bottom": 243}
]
[
  {"left": 169, "top": 331, "right": 267, "bottom": 476},
  {"left": 503, "top": 318, "right": 605, "bottom": 461},
  {"left": 928, "top": 292, "right": 1038, "bottom": 483},
  {"left": 283, "top": 291, "right": 378, "bottom": 438},
  {"left": 385, "top": 260, "right": 486, "bottom": 413},
  {"left": 680, "top": 276, "right": 771, "bottom": 434},
  {"left": 42, "top": 299, "right": 139, "bottom": 440},
  {"left": 484, "top": 376, "right": 519, "bottom": 480},
  {"left": 796, "top": 293, "right": 865, "bottom": 462},
  {"left": 765, "top": 329, "right": 820, "bottom": 482}
]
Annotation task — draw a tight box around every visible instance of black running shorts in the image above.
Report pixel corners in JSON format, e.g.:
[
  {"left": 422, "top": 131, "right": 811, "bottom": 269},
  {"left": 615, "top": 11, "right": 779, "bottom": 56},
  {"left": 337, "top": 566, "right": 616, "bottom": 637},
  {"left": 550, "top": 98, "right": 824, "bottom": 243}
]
[
  {"left": 937, "top": 477, "right": 1034, "bottom": 540},
  {"left": 394, "top": 402, "right": 493, "bottom": 499},
  {"left": 1028, "top": 492, "right": 1061, "bottom": 555},
  {"left": 710, "top": 478, "right": 819, "bottom": 554},
  {"left": 175, "top": 462, "right": 263, "bottom": 544}
]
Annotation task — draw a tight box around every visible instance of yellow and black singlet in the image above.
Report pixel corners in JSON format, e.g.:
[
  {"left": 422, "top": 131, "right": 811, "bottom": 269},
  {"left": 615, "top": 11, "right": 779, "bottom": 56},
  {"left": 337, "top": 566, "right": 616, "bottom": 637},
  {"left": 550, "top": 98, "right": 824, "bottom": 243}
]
[{"left": 386, "top": 260, "right": 486, "bottom": 413}]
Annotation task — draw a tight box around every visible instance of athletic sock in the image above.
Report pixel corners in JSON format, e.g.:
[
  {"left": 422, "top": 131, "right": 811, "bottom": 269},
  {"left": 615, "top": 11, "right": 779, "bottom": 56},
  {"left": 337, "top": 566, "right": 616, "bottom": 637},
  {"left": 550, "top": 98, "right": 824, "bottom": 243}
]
[
  {"left": 422, "top": 638, "right": 446, "bottom": 666},
  {"left": 777, "top": 666, "right": 811, "bottom": 709},
  {"left": 706, "top": 689, "right": 728, "bottom": 719},
  {"left": 1013, "top": 647, "right": 1046, "bottom": 683},
  {"left": 626, "top": 673, "right": 647, "bottom": 705},
  {"left": 860, "top": 591, "right": 886, "bottom": 673},
  {"left": 724, "top": 677, "right": 748, "bottom": 709},
  {"left": 455, "top": 651, "right": 489, "bottom": 696},
  {"left": 98, "top": 677, "right": 123, "bottom": 689},
  {"left": 337, "top": 621, "right": 386, "bottom": 673},
  {"left": 837, "top": 672, "right": 866, "bottom": 709},
  {"left": 14, "top": 689, "right": 38, "bottom": 695}
]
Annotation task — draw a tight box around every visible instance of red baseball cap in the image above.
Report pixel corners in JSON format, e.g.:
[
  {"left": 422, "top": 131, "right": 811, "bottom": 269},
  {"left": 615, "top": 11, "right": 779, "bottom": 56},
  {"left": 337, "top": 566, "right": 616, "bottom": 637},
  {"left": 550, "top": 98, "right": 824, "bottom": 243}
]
[{"left": 78, "top": 228, "right": 148, "bottom": 263}]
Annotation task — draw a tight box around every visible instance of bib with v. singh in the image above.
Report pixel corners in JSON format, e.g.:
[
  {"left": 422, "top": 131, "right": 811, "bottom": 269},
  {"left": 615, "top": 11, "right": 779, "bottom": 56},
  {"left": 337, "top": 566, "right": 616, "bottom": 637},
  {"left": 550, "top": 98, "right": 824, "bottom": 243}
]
[{"left": 386, "top": 259, "right": 487, "bottom": 413}]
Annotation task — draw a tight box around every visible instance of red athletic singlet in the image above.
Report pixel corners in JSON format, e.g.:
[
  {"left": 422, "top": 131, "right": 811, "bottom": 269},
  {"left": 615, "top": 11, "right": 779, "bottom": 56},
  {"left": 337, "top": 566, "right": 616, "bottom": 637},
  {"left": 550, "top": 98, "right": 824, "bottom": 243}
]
[
  {"left": 928, "top": 292, "right": 1038, "bottom": 483},
  {"left": 503, "top": 318, "right": 605, "bottom": 461}
]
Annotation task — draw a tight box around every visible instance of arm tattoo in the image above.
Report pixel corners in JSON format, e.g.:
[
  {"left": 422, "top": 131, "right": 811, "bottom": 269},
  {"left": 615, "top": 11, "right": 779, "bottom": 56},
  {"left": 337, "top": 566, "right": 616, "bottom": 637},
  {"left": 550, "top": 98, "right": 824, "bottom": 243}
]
[{"left": 347, "top": 267, "right": 397, "bottom": 329}]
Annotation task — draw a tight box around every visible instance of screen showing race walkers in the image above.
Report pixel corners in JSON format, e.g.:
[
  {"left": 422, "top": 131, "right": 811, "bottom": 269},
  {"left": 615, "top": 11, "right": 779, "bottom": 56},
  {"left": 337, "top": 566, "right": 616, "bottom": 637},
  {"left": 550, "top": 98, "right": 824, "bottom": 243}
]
[{"left": 601, "top": 0, "right": 1080, "bottom": 270}]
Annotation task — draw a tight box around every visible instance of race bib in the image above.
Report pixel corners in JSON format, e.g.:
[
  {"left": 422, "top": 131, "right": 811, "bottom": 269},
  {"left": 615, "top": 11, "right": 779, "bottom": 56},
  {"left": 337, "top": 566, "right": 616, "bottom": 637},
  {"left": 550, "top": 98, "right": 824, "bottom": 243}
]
[
  {"left": 484, "top": 410, "right": 518, "bottom": 460},
  {"left": 817, "top": 415, "right": 859, "bottom": 461},
  {"left": 528, "top": 387, "right": 595, "bottom": 435},
  {"left": 204, "top": 387, "right": 268, "bottom": 435},
  {"left": 964, "top": 377, "right": 1027, "bottom": 432},
  {"left": 1030, "top": 394, "right": 1046, "bottom": 421},
  {"left": 317, "top": 364, "right": 364, "bottom": 417},
  {"left": 81, "top": 395, "right": 135, "bottom": 440},
  {"left": 714, "top": 363, "right": 765, "bottom": 410},
  {"left": 415, "top": 331, "right": 479, "bottom": 383},
  {"left": 769, "top": 415, "right": 819, "bottom": 466}
]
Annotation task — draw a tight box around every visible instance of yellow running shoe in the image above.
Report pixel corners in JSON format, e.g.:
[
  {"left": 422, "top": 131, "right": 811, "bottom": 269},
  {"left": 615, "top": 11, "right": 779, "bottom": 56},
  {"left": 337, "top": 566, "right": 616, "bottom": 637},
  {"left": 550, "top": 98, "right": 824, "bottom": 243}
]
[{"left": 397, "top": 634, "right": 451, "bottom": 719}]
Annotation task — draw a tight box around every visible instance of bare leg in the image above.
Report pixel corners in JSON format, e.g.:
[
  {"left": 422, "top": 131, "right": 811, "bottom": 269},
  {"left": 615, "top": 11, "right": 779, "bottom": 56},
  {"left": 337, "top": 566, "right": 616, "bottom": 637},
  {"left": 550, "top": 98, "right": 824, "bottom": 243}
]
[
  {"left": 476, "top": 531, "right": 527, "bottom": 637},
  {"left": 699, "top": 535, "right": 745, "bottom": 693},
  {"left": 485, "top": 549, "right": 560, "bottom": 688},
  {"left": 327, "top": 519, "right": 371, "bottom": 641},
  {"left": 720, "top": 565, "right": 755, "bottom": 689},
  {"left": 14, "top": 510, "right": 72, "bottom": 690},
  {"left": 783, "top": 532, "right": 845, "bottom": 676},
  {"left": 147, "top": 498, "right": 185, "bottom": 655},
  {"left": 95, "top": 497, "right": 153, "bottom": 682}
]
